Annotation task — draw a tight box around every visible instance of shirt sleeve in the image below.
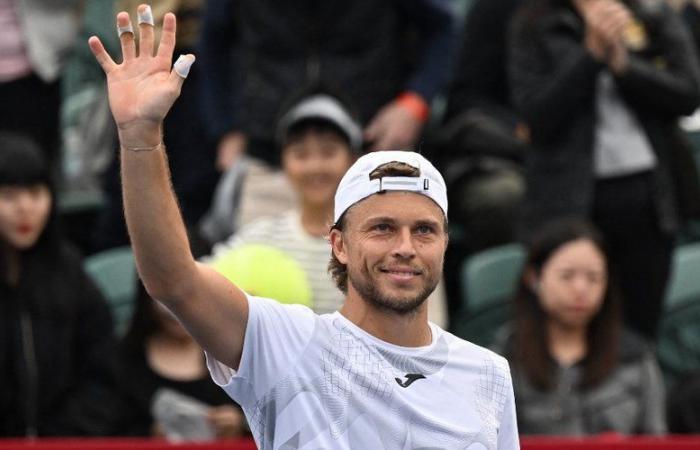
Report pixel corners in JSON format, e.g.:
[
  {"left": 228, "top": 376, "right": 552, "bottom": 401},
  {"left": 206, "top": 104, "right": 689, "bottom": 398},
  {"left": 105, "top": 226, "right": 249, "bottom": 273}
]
[
  {"left": 394, "top": 0, "right": 461, "bottom": 102},
  {"left": 497, "top": 359, "right": 520, "bottom": 449},
  {"left": 206, "top": 295, "right": 316, "bottom": 409},
  {"left": 639, "top": 350, "right": 668, "bottom": 434}
]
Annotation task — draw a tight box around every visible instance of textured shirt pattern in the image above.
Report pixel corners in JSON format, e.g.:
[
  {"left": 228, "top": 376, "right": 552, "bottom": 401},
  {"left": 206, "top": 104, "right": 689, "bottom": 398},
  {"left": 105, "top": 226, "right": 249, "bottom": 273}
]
[{"left": 207, "top": 296, "right": 519, "bottom": 449}]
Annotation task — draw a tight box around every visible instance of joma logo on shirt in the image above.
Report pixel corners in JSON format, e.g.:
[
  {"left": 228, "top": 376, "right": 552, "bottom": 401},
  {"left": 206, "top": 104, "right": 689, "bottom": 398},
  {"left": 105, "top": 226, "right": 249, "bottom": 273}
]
[{"left": 395, "top": 373, "right": 426, "bottom": 388}]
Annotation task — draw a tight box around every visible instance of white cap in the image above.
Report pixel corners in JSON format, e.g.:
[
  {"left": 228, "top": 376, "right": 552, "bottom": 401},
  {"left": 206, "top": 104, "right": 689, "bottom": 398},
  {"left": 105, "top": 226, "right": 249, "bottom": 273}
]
[
  {"left": 333, "top": 151, "right": 448, "bottom": 224},
  {"left": 276, "top": 94, "right": 363, "bottom": 152}
]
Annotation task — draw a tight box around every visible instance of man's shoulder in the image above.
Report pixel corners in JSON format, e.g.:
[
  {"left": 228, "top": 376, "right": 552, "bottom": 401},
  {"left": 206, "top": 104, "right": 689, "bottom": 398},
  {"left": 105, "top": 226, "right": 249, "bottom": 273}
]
[{"left": 438, "top": 326, "right": 511, "bottom": 372}]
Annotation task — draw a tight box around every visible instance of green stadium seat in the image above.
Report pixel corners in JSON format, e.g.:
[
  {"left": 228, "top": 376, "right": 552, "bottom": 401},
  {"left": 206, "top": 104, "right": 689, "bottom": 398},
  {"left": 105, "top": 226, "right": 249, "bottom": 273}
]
[
  {"left": 664, "top": 242, "right": 700, "bottom": 310},
  {"left": 658, "top": 242, "right": 700, "bottom": 386},
  {"left": 84, "top": 246, "right": 136, "bottom": 336},
  {"left": 452, "top": 243, "right": 525, "bottom": 347}
]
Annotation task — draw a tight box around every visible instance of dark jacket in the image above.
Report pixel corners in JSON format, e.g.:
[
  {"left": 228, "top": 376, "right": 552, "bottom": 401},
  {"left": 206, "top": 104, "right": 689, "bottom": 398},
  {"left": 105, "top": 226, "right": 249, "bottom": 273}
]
[
  {"left": 492, "top": 328, "right": 667, "bottom": 435},
  {"left": 116, "top": 345, "right": 236, "bottom": 436},
  {"left": 198, "top": 0, "right": 459, "bottom": 160},
  {"left": 509, "top": 0, "right": 700, "bottom": 234},
  {"left": 0, "top": 244, "right": 119, "bottom": 436}
]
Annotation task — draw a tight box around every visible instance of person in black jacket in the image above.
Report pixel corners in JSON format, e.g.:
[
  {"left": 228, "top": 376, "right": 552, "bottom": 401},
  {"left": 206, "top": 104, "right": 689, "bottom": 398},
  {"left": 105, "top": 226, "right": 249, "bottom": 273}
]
[
  {"left": 0, "top": 132, "right": 119, "bottom": 436},
  {"left": 116, "top": 280, "right": 246, "bottom": 439},
  {"left": 509, "top": 0, "right": 700, "bottom": 339},
  {"left": 198, "top": 0, "right": 460, "bottom": 170}
]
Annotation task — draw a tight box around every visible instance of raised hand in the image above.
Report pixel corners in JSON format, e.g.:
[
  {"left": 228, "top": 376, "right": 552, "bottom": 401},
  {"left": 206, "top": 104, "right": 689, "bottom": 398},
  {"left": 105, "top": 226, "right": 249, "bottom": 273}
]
[{"left": 88, "top": 5, "right": 194, "bottom": 140}]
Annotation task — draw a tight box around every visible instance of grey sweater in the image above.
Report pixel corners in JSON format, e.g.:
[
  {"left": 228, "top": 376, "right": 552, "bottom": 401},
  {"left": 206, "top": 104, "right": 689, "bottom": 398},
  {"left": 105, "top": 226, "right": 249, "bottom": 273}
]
[{"left": 492, "top": 328, "right": 667, "bottom": 435}]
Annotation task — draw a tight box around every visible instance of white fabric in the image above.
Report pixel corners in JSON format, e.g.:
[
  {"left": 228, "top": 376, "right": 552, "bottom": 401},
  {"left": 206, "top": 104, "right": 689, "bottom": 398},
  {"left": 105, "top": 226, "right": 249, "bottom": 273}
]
[
  {"left": 276, "top": 94, "right": 363, "bottom": 152},
  {"left": 207, "top": 295, "right": 519, "bottom": 449},
  {"left": 594, "top": 71, "right": 657, "bottom": 178},
  {"left": 334, "top": 151, "right": 448, "bottom": 223},
  {"left": 0, "top": 0, "right": 31, "bottom": 81},
  {"left": 14, "top": 0, "right": 83, "bottom": 82}
]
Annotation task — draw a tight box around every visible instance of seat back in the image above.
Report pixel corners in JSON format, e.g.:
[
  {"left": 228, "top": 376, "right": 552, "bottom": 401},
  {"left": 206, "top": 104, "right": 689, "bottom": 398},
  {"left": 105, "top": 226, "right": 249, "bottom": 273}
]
[
  {"left": 658, "top": 243, "right": 700, "bottom": 385},
  {"left": 84, "top": 246, "right": 136, "bottom": 336},
  {"left": 665, "top": 242, "right": 700, "bottom": 310},
  {"left": 453, "top": 243, "right": 525, "bottom": 346},
  {"left": 462, "top": 243, "right": 526, "bottom": 312}
]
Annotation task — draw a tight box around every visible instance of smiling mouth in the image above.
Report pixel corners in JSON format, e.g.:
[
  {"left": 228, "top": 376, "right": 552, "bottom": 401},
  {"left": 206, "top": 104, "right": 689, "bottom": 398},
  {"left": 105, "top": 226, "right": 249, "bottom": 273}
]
[{"left": 379, "top": 268, "right": 422, "bottom": 277}]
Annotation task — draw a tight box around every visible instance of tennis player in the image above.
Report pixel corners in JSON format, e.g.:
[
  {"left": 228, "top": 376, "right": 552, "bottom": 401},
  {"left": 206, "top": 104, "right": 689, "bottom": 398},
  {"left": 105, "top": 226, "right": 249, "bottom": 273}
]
[{"left": 89, "top": 5, "right": 519, "bottom": 448}]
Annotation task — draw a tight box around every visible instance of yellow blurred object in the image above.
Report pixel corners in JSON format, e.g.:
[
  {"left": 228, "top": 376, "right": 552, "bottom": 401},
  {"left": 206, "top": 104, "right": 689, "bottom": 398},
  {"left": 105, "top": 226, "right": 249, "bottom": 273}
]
[
  {"left": 208, "top": 244, "right": 313, "bottom": 307},
  {"left": 623, "top": 18, "right": 648, "bottom": 51}
]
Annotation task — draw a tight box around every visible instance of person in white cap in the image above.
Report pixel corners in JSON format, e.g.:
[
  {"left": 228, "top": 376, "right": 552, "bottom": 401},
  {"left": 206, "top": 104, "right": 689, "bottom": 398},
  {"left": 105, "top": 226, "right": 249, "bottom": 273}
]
[{"left": 88, "top": 6, "right": 519, "bottom": 449}]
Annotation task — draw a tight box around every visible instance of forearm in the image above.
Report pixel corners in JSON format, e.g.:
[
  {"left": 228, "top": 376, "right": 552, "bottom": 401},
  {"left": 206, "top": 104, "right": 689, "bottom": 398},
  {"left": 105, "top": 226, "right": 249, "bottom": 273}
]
[{"left": 119, "top": 125, "right": 196, "bottom": 301}]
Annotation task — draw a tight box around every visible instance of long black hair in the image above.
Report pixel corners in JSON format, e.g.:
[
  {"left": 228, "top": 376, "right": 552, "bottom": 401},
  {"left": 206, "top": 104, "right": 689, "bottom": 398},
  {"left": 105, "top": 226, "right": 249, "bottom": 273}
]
[
  {"left": 120, "top": 280, "right": 162, "bottom": 360},
  {"left": 0, "top": 132, "right": 73, "bottom": 317},
  {"left": 512, "top": 218, "right": 622, "bottom": 390}
]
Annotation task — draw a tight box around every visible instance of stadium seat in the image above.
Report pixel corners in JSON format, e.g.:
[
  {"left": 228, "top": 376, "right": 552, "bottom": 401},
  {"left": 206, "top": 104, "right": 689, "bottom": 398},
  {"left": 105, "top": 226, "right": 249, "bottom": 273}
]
[
  {"left": 84, "top": 246, "right": 136, "bottom": 336},
  {"left": 664, "top": 242, "right": 700, "bottom": 310},
  {"left": 658, "top": 242, "right": 700, "bottom": 386},
  {"left": 452, "top": 243, "right": 525, "bottom": 346}
]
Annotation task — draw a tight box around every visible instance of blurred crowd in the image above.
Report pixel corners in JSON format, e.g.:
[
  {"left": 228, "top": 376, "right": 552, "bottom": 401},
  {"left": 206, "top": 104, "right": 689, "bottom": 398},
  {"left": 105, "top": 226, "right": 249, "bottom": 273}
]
[{"left": 2, "top": 0, "right": 700, "bottom": 440}]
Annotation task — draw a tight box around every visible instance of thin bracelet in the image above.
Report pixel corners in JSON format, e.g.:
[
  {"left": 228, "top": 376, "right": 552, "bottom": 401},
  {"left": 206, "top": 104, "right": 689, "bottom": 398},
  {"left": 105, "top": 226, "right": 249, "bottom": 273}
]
[{"left": 121, "top": 142, "right": 163, "bottom": 152}]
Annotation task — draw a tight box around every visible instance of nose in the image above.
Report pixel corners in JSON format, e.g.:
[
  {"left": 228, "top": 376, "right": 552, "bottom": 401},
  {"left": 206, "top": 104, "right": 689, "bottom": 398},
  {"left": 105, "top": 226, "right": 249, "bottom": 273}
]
[
  {"left": 572, "top": 274, "right": 591, "bottom": 296},
  {"left": 15, "top": 191, "right": 35, "bottom": 214},
  {"left": 392, "top": 227, "right": 417, "bottom": 260}
]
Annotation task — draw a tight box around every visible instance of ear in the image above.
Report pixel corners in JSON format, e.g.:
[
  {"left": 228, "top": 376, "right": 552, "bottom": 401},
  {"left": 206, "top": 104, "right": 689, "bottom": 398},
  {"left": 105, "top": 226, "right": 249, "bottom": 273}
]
[
  {"left": 524, "top": 268, "right": 540, "bottom": 293},
  {"left": 329, "top": 228, "right": 349, "bottom": 264}
]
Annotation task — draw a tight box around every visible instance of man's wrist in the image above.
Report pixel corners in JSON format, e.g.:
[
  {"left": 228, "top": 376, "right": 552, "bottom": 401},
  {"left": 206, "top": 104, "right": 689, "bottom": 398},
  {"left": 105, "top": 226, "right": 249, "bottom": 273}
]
[
  {"left": 118, "top": 121, "right": 163, "bottom": 149},
  {"left": 396, "top": 91, "right": 430, "bottom": 123}
]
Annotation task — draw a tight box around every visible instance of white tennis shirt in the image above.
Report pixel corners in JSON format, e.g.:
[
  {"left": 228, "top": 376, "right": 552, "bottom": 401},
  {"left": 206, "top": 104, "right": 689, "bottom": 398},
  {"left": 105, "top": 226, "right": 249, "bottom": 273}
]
[{"left": 207, "top": 295, "right": 519, "bottom": 449}]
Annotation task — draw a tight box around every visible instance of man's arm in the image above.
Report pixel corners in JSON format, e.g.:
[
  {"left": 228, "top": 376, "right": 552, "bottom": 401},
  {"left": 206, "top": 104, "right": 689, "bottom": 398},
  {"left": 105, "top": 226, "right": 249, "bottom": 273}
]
[{"left": 88, "top": 6, "right": 247, "bottom": 369}]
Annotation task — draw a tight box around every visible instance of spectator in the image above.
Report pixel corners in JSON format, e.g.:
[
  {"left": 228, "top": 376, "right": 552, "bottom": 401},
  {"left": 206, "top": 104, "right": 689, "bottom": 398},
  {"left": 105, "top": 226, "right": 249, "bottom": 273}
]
[
  {"left": 0, "top": 0, "right": 84, "bottom": 168},
  {"left": 196, "top": 0, "right": 459, "bottom": 230},
  {"left": 493, "top": 218, "right": 666, "bottom": 435},
  {"left": 509, "top": 0, "right": 700, "bottom": 339},
  {"left": 116, "top": 280, "right": 247, "bottom": 439},
  {"left": 205, "top": 92, "right": 358, "bottom": 314},
  {"left": 0, "top": 132, "right": 119, "bottom": 436},
  {"left": 438, "top": 0, "right": 527, "bottom": 315}
]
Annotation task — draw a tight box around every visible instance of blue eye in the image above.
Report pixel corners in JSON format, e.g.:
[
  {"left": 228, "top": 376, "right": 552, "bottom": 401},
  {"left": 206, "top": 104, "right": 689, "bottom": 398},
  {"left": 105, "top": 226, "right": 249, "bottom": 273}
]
[{"left": 416, "top": 225, "right": 434, "bottom": 234}]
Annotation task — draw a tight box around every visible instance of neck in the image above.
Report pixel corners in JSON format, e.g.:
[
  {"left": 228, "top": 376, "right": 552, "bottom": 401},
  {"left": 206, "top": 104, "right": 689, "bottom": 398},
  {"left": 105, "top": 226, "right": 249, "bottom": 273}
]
[
  {"left": 339, "top": 289, "right": 432, "bottom": 347},
  {"left": 300, "top": 201, "right": 333, "bottom": 237},
  {"left": 547, "top": 321, "right": 588, "bottom": 367}
]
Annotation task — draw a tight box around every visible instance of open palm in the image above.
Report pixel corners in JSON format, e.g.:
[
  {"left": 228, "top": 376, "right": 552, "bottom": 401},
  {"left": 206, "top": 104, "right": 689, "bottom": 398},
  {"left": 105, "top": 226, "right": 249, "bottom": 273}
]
[{"left": 88, "top": 8, "right": 192, "bottom": 130}]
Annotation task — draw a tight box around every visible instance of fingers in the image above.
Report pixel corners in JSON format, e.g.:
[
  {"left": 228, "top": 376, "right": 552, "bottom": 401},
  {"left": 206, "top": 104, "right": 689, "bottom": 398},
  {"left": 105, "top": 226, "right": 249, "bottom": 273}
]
[
  {"left": 117, "top": 11, "right": 136, "bottom": 62},
  {"left": 88, "top": 36, "right": 117, "bottom": 74},
  {"left": 169, "top": 54, "right": 195, "bottom": 92},
  {"left": 137, "top": 4, "right": 155, "bottom": 57},
  {"left": 157, "top": 13, "right": 177, "bottom": 61}
]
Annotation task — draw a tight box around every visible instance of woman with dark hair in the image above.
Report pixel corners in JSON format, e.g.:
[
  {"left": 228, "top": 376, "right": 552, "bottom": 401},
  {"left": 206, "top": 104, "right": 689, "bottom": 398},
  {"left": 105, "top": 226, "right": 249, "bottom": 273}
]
[
  {"left": 116, "top": 280, "right": 247, "bottom": 439},
  {"left": 0, "top": 131, "right": 119, "bottom": 436},
  {"left": 493, "top": 218, "right": 666, "bottom": 434},
  {"left": 509, "top": 0, "right": 700, "bottom": 340}
]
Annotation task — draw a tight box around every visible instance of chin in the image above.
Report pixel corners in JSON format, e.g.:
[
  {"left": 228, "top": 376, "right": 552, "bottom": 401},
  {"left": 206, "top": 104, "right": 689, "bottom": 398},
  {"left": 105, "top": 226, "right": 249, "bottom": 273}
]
[{"left": 9, "top": 236, "right": 39, "bottom": 250}]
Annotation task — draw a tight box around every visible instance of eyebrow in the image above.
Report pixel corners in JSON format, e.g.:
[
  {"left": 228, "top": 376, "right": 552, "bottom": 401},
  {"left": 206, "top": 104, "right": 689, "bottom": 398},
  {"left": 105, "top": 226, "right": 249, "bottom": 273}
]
[{"left": 362, "top": 216, "right": 442, "bottom": 228}]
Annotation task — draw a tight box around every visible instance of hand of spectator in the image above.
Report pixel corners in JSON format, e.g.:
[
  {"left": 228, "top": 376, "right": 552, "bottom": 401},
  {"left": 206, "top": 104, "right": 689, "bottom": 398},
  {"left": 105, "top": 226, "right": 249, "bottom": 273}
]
[
  {"left": 575, "top": 0, "right": 632, "bottom": 66},
  {"left": 208, "top": 405, "right": 247, "bottom": 438},
  {"left": 216, "top": 131, "right": 247, "bottom": 172},
  {"left": 364, "top": 99, "right": 424, "bottom": 151},
  {"left": 88, "top": 7, "right": 193, "bottom": 146}
]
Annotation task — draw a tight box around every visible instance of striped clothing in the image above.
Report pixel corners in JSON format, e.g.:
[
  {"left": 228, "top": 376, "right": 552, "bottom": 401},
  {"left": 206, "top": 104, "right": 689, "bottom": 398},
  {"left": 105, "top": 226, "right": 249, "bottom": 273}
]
[{"left": 210, "top": 210, "right": 343, "bottom": 314}]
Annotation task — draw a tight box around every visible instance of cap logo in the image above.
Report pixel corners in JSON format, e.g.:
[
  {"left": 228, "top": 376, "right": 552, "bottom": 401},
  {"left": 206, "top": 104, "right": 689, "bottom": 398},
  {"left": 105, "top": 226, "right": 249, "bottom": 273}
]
[{"left": 424, "top": 179, "right": 429, "bottom": 190}]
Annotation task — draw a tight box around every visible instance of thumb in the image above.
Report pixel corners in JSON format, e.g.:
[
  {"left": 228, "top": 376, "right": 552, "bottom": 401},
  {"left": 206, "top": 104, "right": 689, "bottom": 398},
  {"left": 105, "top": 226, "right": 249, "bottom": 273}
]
[{"left": 169, "top": 54, "right": 195, "bottom": 89}]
